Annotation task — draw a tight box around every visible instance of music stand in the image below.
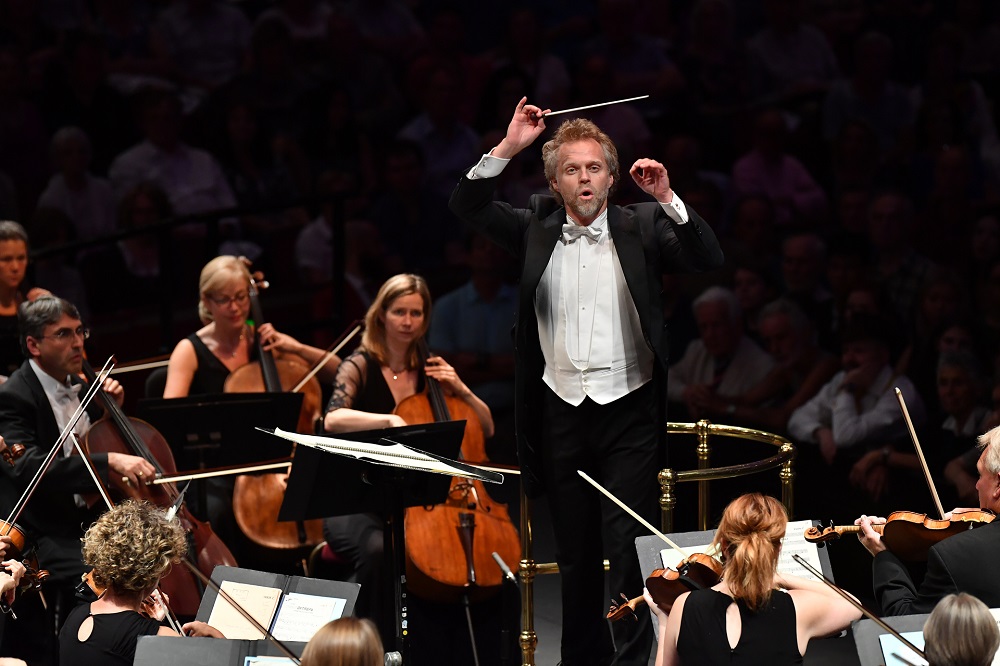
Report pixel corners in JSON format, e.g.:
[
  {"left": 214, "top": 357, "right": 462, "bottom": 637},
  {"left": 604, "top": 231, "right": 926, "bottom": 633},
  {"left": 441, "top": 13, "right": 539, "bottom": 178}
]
[
  {"left": 136, "top": 393, "right": 303, "bottom": 515},
  {"left": 278, "top": 420, "right": 467, "bottom": 660}
]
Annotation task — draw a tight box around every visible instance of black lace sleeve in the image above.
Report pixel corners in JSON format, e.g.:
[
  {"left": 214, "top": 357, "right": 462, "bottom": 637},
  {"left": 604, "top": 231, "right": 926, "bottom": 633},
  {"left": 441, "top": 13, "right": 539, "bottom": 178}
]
[{"left": 326, "top": 350, "right": 368, "bottom": 413}]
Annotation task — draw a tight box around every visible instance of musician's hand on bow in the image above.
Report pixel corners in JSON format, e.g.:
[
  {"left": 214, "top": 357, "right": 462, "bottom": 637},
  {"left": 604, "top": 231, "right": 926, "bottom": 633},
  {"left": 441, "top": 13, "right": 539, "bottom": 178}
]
[
  {"left": 108, "top": 452, "right": 157, "bottom": 488},
  {"left": 1, "top": 559, "right": 24, "bottom": 604},
  {"left": 494, "top": 97, "right": 550, "bottom": 159},
  {"left": 630, "top": 159, "right": 673, "bottom": 203},
  {"left": 855, "top": 514, "right": 887, "bottom": 556},
  {"left": 101, "top": 377, "right": 124, "bottom": 407},
  {"left": 181, "top": 620, "right": 224, "bottom": 638},
  {"left": 145, "top": 589, "right": 170, "bottom": 621}
]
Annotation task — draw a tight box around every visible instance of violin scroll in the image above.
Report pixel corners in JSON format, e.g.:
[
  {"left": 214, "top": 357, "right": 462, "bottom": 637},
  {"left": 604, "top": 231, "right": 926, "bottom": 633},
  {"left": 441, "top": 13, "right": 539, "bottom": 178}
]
[
  {"left": 607, "top": 592, "right": 642, "bottom": 622},
  {"left": 0, "top": 440, "right": 25, "bottom": 467}
]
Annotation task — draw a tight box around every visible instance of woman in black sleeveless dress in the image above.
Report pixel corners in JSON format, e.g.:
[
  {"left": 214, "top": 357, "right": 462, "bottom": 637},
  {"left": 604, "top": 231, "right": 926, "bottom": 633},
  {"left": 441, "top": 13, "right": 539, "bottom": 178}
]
[
  {"left": 320, "top": 274, "right": 494, "bottom": 644},
  {"left": 645, "top": 494, "right": 862, "bottom": 665},
  {"left": 58, "top": 501, "right": 219, "bottom": 666}
]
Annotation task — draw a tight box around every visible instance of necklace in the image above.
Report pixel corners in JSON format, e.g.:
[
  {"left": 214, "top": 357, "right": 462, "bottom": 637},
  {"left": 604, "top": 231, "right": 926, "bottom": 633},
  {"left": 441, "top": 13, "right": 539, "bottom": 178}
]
[
  {"left": 388, "top": 365, "right": 407, "bottom": 380},
  {"left": 220, "top": 327, "right": 246, "bottom": 358}
]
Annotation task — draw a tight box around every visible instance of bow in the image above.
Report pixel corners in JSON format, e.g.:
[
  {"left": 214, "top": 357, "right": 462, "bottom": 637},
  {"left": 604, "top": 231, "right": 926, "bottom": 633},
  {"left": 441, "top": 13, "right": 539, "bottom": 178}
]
[{"left": 562, "top": 223, "right": 603, "bottom": 244}]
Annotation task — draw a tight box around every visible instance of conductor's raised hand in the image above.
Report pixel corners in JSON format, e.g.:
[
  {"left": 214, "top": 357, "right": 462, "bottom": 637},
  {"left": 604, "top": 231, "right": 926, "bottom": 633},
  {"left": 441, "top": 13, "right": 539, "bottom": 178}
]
[
  {"left": 494, "top": 97, "right": 550, "bottom": 159},
  {"left": 630, "top": 159, "right": 673, "bottom": 203}
]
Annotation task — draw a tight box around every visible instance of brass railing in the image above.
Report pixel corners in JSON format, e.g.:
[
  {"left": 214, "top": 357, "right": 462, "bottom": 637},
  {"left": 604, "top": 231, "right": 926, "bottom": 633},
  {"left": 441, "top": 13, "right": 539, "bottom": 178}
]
[{"left": 517, "top": 420, "right": 796, "bottom": 666}]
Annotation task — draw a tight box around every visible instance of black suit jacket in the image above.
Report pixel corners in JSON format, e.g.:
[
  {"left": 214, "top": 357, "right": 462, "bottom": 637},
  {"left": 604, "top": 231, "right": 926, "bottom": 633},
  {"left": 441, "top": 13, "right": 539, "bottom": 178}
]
[
  {"left": 874, "top": 520, "right": 1000, "bottom": 615},
  {"left": 0, "top": 360, "right": 109, "bottom": 581},
  {"left": 449, "top": 175, "right": 725, "bottom": 496}
]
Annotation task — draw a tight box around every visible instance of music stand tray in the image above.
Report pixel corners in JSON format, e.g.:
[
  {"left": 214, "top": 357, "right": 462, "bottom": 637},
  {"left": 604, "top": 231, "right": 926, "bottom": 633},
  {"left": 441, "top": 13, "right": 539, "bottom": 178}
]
[{"left": 137, "top": 393, "right": 304, "bottom": 470}]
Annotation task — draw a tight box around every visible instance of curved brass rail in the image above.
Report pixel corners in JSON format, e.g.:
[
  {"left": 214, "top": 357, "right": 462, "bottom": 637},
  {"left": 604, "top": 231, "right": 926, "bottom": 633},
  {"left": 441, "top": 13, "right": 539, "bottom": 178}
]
[{"left": 517, "top": 419, "right": 796, "bottom": 666}]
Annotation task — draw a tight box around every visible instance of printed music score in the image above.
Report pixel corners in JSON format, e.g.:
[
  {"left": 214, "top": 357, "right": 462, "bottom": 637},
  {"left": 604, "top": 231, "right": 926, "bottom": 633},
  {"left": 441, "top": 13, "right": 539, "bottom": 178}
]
[
  {"left": 659, "top": 520, "right": 824, "bottom": 581},
  {"left": 271, "top": 593, "right": 346, "bottom": 642},
  {"left": 207, "top": 580, "right": 282, "bottom": 640}
]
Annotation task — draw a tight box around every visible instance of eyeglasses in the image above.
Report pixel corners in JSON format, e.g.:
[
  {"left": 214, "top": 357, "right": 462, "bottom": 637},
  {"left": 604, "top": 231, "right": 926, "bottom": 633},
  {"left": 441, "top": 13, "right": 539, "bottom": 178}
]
[
  {"left": 207, "top": 291, "right": 250, "bottom": 307},
  {"left": 38, "top": 326, "right": 90, "bottom": 342}
]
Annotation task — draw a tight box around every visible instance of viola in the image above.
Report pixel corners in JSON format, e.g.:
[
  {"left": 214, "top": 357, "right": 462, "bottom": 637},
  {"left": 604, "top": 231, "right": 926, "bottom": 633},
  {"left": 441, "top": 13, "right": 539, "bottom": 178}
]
[
  {"left": 81, "top": 359, "right": 237, "bottom": 617},
  {"left": 804, "top": 509, "right": 995, "bottom": 562},
  {"left": 396, "top": 342, "right": 521, "bottom": 604},
  {"left": 607, "top": 552, "right": 723, "bottom": 622},
  {"left": 226, "top": 267, "right": 326, "bottom": 553}
]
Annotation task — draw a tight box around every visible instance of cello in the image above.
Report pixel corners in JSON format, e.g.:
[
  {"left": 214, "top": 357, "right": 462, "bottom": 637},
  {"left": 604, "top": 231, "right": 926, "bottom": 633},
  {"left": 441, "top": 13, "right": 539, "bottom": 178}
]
[
  {"left": 81, "top": 359, "right": 237, "bottom": 617},
  {"left": 395, "top": 342, "right": 521, "bottom": 604},
  {"left": 226, "top": 268, "right": 326, "bottom": 553}
]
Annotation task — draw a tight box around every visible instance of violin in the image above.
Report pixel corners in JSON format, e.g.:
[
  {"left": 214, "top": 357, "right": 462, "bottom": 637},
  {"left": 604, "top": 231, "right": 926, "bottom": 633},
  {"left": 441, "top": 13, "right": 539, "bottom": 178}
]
[
  {"left": 608, "top": 552, "right": 723, "bottom": 622},
  {"left": 78, "top": 570, "right": 165, "bottom": 620},
  {"left": 807, "top": 389, "right": 995, "bottom": 562},
  {"left": 396, "top": 342, "right": 521, "bottom": 604},
  {"left": 804, "top": 509, "right": 995, "bottom": 562},
  {"left": 0, "top": 440, "right": 51, "bottom": 614}
]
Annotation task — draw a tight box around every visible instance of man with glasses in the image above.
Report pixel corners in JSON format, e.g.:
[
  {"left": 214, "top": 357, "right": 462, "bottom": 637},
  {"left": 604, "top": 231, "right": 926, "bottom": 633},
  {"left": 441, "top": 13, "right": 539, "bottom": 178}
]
[{"left": 0, "top": 296, "right": 154, "bottom": 663}]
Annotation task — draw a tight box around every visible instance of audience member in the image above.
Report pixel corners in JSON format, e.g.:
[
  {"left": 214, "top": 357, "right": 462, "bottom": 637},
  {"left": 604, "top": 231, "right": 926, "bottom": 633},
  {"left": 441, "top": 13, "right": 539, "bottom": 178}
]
[
  {"left": 732, "top": 109, "right": 829, "bottom": 228},
  {"left": 708, "top": 299, "right": 839, "bottom": 433},
  {"left": 667, "top": 286, "right": 774, "bottom": 422},
  {"left": 867, "top": 191, "right": 935, "bottom": 328},
  {"left": 788, "top": 314, "right": 925, "bottom": 515},
  {"left": 37, "top": 127, "right": 116, "bottom": 242},
  {"left": 151, "top": 0, "right": 252, "bottom": 94}
]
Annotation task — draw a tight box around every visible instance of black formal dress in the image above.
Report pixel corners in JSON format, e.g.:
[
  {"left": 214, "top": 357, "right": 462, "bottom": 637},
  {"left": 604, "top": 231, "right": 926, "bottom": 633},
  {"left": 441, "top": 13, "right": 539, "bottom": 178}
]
[
  {"left": 676, "top": 589, "right": 802, "bottom": 665},
  {"left": 874, "top": 520, "right": 1000, "bottom": 615},
  {"left": 450, "top": 174, "right": 724, "bottom": 665},
  {"left": 58, "top": 604, "right": 161, "bottom": 666}
]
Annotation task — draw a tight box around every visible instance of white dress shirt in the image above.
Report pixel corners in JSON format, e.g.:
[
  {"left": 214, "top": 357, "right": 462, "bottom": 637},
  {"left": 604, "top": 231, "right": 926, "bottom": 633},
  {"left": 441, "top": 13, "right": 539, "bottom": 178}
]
[
  {"left": 467, "top": 152, "right": 689, "bottom": 406},
  {"left": 29, "top": 360, "right": 91, "bottom": 457}
]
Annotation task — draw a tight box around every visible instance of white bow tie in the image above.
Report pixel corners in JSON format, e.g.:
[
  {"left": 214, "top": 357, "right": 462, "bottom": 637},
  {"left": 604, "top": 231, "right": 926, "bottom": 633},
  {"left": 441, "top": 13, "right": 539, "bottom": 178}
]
[
  {"left": 562, "top": 223, "right": 603, "bottom": 244},
  {"left": 54, "top": 383, "right": 82, "bottom": 401}
]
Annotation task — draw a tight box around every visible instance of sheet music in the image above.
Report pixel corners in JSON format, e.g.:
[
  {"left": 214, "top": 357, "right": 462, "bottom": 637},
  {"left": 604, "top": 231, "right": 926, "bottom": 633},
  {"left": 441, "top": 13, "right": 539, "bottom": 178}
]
[
  {"left": 271, "top": 593, "right": 347, "bottom": 642},
  {"left": 206, "top": 580, "right": 282, "bottom": 640},
  {"left": 244, "top": 658, "right": 296, "bottom": 666},
  {"left": 777, "top": 520, "right": 824, "bottom": 581},
  {"left": 879, "top": 631, "right": 927, "bottom": 666},
  {"left": 659, "top": 520, "right": 823, "bottom": 581}
]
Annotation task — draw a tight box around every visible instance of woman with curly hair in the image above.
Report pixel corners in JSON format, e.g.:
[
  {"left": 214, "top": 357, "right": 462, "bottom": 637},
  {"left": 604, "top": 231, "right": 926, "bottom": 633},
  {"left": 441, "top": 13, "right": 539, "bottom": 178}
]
[
  {"left": 644, "top": 493, "right": 862, "bottom": 665},
  {"left": 57, "top": 500, "right": 213, "bottom": 665}
]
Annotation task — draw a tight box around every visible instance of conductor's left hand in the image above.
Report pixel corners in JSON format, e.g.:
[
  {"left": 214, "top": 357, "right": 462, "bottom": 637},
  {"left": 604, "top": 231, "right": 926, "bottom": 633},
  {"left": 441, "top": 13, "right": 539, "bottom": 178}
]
[{"left": 630, "top": 159, "right": 673, "bottom": 203}]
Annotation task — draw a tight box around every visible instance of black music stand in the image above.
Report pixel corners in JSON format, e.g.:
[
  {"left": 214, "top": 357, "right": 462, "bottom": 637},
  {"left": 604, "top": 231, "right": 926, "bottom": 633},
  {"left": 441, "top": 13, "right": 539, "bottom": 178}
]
[
  {"left": 852, "top": 613, "right": 928, "bottom": 666},
  {"left": 136, "top": 393, "right": 303, "bottom": 515},
  {"left": 277, "top": 421, "right": 468, "bottom": 660}
]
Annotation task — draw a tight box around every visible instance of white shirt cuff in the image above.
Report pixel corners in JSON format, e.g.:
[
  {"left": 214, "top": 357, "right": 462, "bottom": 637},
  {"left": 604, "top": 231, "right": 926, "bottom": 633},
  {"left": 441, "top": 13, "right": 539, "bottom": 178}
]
[
  {"left": 659, "top": 192, "right": 689, "bottom": 224},
  {"left": 467, "top": 152, "right": 510, "bottom": 179}
]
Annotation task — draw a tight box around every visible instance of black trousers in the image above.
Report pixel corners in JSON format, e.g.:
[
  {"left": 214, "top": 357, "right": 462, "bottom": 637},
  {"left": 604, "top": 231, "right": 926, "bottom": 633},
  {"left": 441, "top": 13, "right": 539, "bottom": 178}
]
[{"left": 541, "top": 382, "right": 659, "bottom": 666}]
